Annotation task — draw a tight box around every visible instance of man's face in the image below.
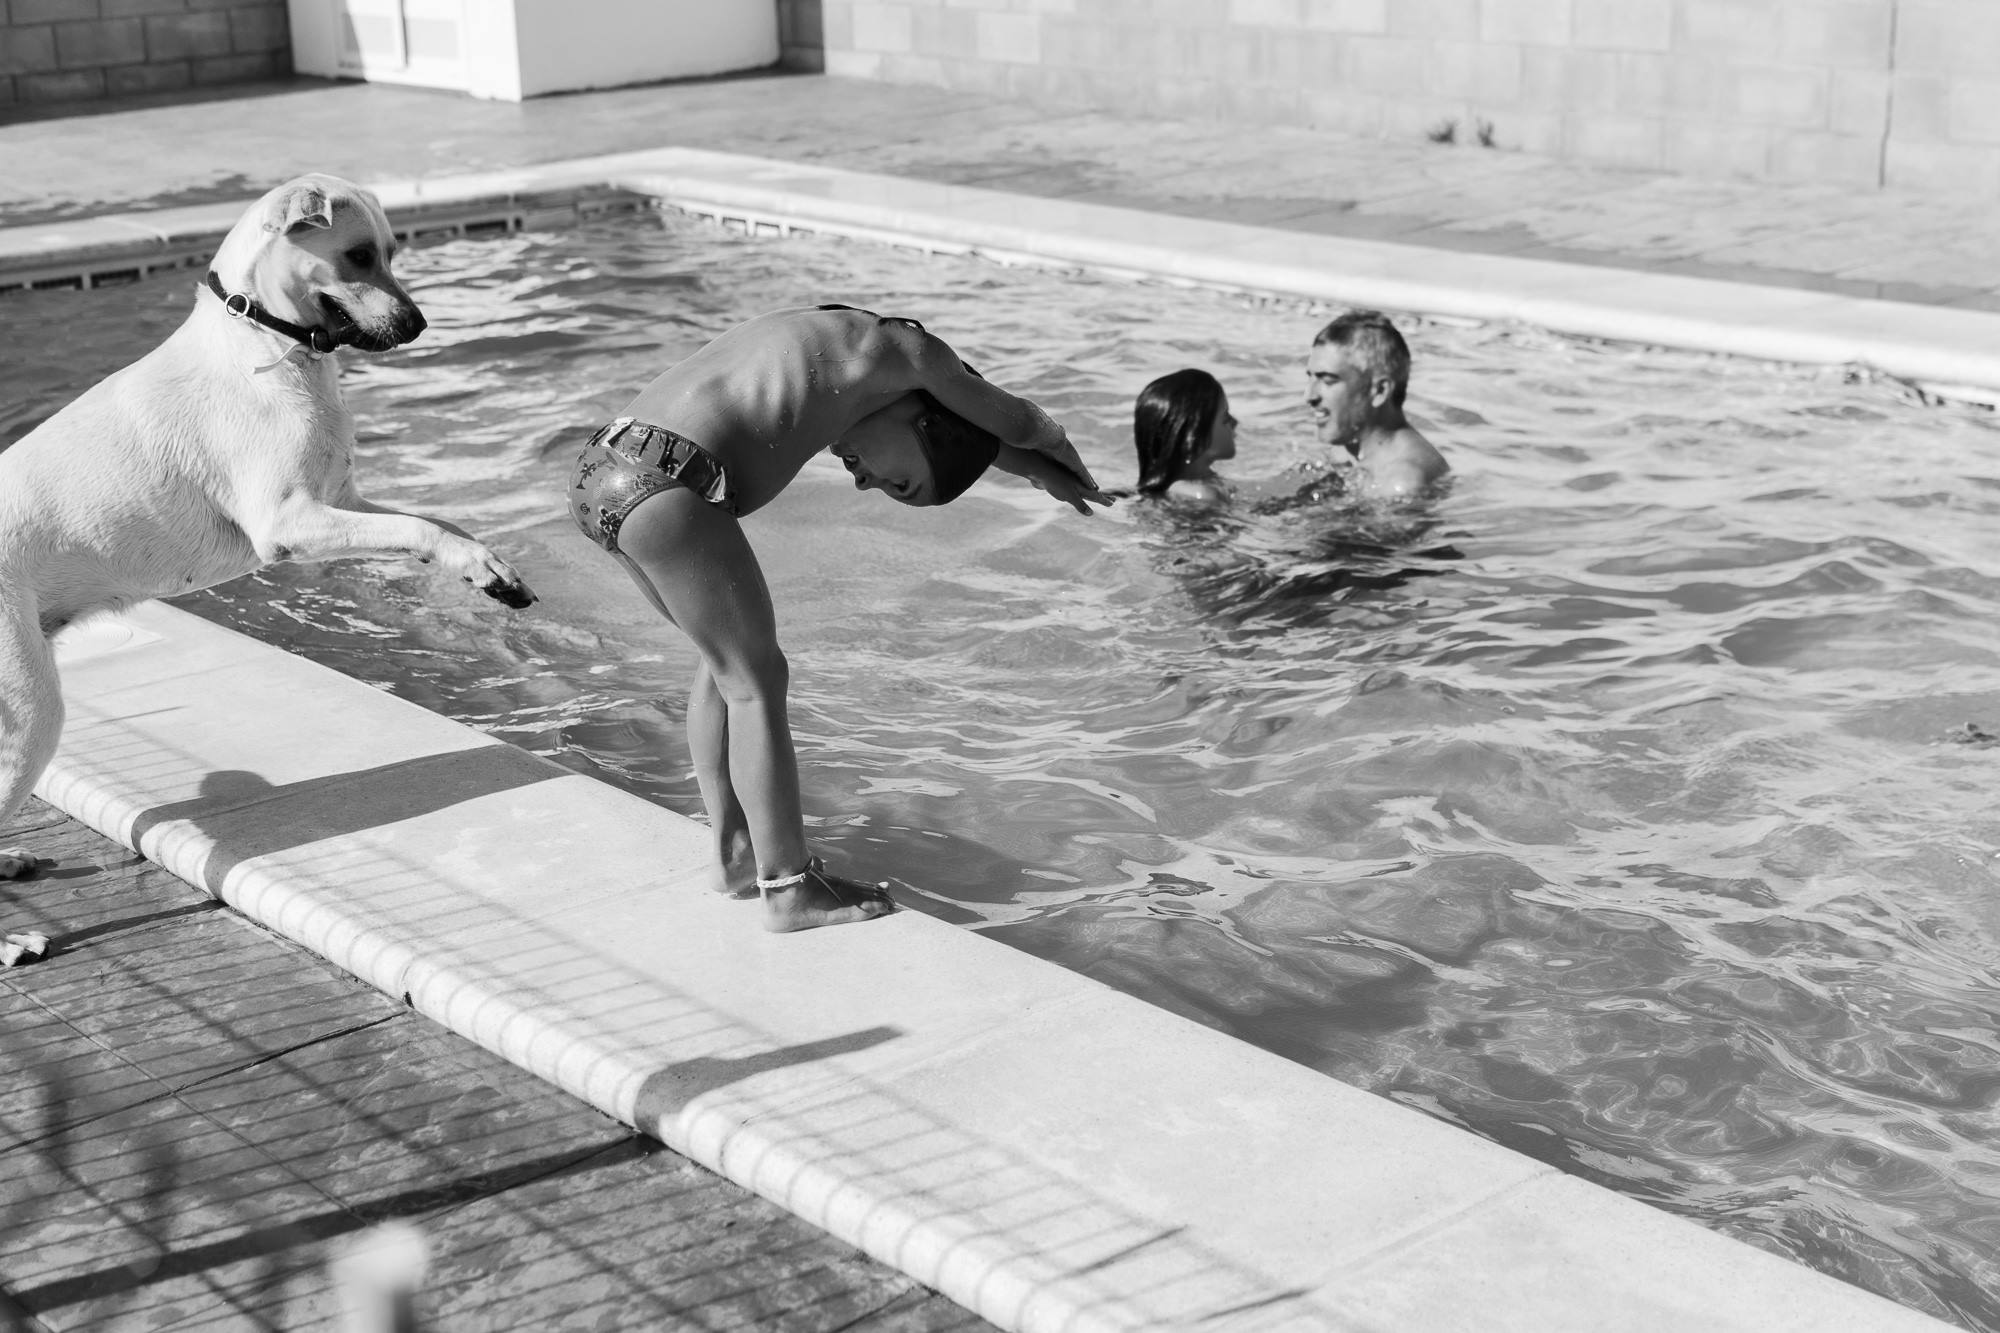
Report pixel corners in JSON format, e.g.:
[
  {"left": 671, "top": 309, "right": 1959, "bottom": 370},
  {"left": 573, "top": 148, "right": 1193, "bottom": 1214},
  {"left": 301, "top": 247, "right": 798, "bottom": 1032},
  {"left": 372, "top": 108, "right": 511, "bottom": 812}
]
[{"left": 1304, "top": 343, "right": 1379, "bottom": 453}]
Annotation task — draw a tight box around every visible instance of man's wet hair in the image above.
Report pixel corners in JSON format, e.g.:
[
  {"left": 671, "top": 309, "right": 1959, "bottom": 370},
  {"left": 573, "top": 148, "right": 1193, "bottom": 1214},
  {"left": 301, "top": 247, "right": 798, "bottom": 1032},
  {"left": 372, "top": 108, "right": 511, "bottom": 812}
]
[
  {"left": 1312, "top": 310, "right": 1411, "bottom": 408},
  {"left": 911, "top": 391, "right": 1000, "bottom": 505},
  {"left": 1133, "top": 368, "right": 1226, "bottom": 497}
]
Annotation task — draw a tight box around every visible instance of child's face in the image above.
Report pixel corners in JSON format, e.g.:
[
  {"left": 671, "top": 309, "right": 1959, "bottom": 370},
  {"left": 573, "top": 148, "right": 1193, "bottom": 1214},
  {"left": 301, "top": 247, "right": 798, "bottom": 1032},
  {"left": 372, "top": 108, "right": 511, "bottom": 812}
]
[
  {"left": 1196, "top": 393, "right": 1238, "bottom": 471},
  {"left": 834, "top": 397, "right": 938, "bottom": 506},
  {"left": 1305, "top": 345, "right": 1383, "bottom": 452}
]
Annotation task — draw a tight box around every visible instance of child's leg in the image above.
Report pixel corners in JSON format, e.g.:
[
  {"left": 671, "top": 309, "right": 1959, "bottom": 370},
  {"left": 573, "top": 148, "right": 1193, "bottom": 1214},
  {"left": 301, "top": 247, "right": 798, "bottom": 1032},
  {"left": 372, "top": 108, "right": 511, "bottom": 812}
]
[
  {"left": 616, "top": 490, "right": 806, "bottom": 877},
  {"left": 615, "top": 488, "right": 890, "bottom": 931},
  {"left": 688, "top": 662, "right": 756, "bottom": 896},
  {"left": 616, "top": 551, "right": 758, "bottom": 896}
]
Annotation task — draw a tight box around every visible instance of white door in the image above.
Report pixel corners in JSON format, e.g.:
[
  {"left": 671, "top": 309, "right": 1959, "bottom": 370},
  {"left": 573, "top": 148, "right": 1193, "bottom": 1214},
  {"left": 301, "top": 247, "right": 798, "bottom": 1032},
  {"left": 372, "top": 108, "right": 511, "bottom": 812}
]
[
  {"left": 332, "top": 0, "right": 468, "bottom": 89},
  {"left": 333, "top": 0, "right": 405, "bottom": 75}
]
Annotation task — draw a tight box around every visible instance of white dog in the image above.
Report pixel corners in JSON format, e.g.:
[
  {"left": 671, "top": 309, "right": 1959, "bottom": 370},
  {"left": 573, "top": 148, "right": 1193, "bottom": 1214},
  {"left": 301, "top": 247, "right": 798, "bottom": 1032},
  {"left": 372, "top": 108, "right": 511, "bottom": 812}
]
[{"left": 0, "top": 173, "right": 534, "bottom": 918}]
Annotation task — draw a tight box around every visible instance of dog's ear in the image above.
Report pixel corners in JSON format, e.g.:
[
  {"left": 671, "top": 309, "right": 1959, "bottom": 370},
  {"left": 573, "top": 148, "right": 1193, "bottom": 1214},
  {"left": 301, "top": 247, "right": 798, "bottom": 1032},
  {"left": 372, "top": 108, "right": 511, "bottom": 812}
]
[{"left": 267, "top": 181, "right": 335, "bottom": 234}]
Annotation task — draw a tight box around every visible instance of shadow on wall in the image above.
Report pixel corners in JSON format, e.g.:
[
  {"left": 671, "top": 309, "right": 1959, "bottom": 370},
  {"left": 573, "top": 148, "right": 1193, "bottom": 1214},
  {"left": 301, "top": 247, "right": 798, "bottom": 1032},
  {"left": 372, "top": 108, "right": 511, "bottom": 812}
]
[{"left": 778, "top": 0, "right": 826, "bottom": 72}]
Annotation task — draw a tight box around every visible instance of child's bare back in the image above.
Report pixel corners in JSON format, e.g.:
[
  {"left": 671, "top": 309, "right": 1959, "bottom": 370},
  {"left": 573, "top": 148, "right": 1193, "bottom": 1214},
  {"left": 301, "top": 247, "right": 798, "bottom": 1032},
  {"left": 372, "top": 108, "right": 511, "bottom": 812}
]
[{"left": 622, "top": 305, "right": 1094, "bottom": 515}]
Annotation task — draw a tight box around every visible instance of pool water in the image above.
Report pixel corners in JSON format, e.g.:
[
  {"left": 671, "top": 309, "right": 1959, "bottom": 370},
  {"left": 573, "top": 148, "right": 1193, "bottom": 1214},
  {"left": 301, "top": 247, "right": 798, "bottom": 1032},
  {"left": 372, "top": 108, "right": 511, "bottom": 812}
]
[{"left": 9, "top": 212, "right": 2000, "bottom": 1329}]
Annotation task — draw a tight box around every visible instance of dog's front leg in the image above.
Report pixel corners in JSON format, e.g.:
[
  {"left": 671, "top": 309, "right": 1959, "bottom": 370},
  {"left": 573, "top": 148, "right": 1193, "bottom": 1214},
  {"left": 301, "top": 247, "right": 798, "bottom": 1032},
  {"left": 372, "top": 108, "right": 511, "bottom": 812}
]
[
  {"left": 0, "top": 606, "right": 63, "bottom": 881},
  {"left": 248, "top": 495, "right": 536, "bottom": 608}
]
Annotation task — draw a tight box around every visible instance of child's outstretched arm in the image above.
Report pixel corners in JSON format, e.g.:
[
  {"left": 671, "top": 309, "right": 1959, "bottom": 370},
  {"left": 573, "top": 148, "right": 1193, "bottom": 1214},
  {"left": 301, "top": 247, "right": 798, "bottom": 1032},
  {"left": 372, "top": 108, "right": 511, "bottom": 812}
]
[
  {"left": 992, "top": 444, "right": 1109, "bottom": 514},
  {"left": 888, "top": 322, "right": 1109, "bottom": 505}
]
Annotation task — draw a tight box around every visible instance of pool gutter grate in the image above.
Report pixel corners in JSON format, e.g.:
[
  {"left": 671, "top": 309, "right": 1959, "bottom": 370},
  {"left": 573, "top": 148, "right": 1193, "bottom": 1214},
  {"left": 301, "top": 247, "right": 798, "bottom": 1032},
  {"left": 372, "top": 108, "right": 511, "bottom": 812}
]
[{"left": 0, "top": 188, "right": 653, "bottom": 296}]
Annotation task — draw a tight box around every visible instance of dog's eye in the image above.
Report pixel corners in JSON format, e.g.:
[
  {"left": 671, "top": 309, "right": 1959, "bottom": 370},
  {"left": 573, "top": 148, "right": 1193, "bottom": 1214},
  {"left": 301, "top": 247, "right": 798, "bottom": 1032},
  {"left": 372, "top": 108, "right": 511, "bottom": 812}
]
[{"left": 346, "top": 245, "right": 376, "bottom": 270}]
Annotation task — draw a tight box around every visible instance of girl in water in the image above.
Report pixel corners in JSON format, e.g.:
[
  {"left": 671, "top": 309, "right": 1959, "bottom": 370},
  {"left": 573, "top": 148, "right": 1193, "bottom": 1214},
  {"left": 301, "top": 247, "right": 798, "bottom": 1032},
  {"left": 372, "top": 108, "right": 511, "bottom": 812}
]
[{"left": 1133, "top": 368, "right": 1237, "bottom": 505}]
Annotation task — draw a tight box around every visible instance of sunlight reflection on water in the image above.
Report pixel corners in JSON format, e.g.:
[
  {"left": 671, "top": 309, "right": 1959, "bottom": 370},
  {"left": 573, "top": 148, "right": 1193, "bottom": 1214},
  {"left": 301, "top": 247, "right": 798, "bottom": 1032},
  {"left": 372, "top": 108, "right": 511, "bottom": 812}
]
[{"left": 9, "top": 212, "right": 2000, "bottom": 1329}]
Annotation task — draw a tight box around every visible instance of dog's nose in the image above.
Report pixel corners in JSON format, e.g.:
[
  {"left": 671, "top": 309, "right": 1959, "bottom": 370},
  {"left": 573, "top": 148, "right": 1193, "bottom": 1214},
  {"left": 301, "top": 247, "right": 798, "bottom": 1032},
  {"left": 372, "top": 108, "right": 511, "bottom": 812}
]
[{"left": 398, "top": 306, "right": 427, "bottom": 344}]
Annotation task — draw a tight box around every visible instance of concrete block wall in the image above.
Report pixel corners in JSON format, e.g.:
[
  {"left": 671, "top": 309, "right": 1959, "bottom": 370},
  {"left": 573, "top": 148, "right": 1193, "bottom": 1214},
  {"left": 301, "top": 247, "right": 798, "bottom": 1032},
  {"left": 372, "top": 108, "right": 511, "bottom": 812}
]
[
  {"left": 0, "top": 0, "right": 289, "bottom": 111},
  {"left": 818, "top": 0, "right": 2000, "bottom": 193}
]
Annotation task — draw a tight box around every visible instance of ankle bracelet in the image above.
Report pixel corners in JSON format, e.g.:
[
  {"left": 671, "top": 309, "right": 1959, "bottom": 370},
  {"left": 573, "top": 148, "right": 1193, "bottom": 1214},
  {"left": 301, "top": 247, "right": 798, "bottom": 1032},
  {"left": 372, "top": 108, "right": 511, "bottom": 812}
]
[{"left": 756, "top": 867, "right": 811, "bottom": 890}]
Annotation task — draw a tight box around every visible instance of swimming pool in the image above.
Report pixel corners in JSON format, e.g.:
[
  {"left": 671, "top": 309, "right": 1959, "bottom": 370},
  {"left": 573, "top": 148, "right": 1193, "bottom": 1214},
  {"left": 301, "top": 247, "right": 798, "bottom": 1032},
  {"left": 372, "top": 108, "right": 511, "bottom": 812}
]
[{"left": 8, "top": 210, "right": 2000, "bottom": 1330}]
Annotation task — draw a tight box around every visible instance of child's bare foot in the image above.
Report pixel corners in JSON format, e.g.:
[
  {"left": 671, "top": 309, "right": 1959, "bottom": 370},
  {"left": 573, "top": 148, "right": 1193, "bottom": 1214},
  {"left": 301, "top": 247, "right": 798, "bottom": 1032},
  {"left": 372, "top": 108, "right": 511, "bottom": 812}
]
[
  {"left": 0, "top": 848, "right": 36, "bottom": 880},
  {"left": 759, "top": 859, "right": 895, "bottom": 933}
]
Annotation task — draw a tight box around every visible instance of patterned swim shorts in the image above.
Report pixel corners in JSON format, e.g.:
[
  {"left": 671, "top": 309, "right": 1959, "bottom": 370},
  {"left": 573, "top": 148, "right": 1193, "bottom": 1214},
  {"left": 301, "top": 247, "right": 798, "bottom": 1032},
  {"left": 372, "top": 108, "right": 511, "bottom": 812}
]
[{"left": 569, "top": 417, "right": 738, "bottom": 553}]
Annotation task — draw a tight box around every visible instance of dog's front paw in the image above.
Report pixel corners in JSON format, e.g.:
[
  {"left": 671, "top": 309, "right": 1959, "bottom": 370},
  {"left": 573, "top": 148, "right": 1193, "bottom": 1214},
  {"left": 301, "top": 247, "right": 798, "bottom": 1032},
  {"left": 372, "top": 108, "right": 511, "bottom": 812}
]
[
  {"left": 440, "top": 539, "right": 536, "bottom": 610},
  {"left": 480, "top": 572, "right": 536, "bottom": 610},
  {"left": 0, "top": 847, "right": 39, "bottom": 880}
]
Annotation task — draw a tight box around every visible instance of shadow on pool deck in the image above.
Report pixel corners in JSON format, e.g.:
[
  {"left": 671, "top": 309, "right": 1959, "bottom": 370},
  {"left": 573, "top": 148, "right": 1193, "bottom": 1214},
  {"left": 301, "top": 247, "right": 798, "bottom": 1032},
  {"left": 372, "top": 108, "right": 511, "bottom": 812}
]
[
  {"left": 3, "top": 69, "right": 1998, "bottom": 311},
  {"left": 122, "top": 749, "right": 561, "bottom": 896}
]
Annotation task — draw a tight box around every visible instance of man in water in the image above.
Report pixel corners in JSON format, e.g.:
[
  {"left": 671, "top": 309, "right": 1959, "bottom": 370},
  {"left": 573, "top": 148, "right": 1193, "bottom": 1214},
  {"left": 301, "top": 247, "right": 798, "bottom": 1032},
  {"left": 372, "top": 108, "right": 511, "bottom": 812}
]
[
  {"left": 1305, "top": 310, "right": 1449, "bottom": 498},
  {"left": 569, "top": 304, "right": 1109, "bottom": 932}
]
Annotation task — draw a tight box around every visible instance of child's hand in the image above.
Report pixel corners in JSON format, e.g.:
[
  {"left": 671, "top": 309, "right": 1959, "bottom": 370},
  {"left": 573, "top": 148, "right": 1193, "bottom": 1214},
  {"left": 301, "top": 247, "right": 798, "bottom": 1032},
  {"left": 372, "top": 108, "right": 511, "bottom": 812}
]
[
  {"left": 1023, "top": 452, "right": 1113, "bottom": 515},
  {"left": 1045, "top": 475, "right": 1114, "bottom": 515}
]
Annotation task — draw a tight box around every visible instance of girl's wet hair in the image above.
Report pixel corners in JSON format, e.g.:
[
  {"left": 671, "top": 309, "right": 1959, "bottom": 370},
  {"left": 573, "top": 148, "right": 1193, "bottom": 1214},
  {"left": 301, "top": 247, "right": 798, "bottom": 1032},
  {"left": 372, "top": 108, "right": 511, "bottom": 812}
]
[
  {"left": 1134, "top": 368, "right": 1225, "bottom": 496},
  {"left": 911, "top": 391, "right": 1001, "bottom": 504}
]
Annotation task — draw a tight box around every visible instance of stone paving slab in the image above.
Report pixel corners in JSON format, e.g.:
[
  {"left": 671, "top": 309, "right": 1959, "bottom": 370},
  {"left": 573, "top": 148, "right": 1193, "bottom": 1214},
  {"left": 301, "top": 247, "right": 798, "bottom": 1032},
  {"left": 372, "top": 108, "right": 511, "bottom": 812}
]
[
  {"left": 0, "top": 802, "right": 989, "bottom": 1332},
  {"left": 0, "top": 71, "right": 1995, "bottom": 308}
]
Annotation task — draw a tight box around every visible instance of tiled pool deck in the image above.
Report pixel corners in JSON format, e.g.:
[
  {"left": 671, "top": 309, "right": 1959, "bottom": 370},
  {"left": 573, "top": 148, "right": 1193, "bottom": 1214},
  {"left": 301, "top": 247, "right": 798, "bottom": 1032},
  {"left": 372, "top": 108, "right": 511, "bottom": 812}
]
[
  {"left": 0, "top": 798, "right": 985, "bottom": 1332},
  {"left": 4, "top": 70, "right": 1999, "bottom": 312},
  {"left": 3, "top": 71, "right": 1994, "bottom": 1332}
]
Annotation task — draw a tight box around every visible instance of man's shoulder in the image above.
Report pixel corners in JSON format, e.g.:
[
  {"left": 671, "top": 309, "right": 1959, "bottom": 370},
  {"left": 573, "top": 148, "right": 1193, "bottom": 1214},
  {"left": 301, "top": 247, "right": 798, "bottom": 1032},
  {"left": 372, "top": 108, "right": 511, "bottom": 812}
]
[
  {"left": 1360, "top": 430, "right": 1448, "bottom": 498},
  {"left": 1388, "top": 427, "right": 1448, "bottom": 480}
]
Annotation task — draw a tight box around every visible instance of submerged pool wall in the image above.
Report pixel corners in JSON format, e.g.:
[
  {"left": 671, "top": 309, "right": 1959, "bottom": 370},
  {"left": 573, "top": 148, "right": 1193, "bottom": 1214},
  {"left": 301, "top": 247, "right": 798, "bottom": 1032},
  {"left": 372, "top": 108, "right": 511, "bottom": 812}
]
[{"left": 813, "top": 0, "right": 2000, "bottom": 195}]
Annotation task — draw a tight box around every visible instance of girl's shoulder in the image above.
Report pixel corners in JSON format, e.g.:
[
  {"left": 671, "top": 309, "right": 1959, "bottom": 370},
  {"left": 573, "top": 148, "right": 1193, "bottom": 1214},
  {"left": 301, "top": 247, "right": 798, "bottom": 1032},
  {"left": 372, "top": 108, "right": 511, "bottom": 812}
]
[{"left": 1166, "top": 477, "right": 1229, "bottom": 506}]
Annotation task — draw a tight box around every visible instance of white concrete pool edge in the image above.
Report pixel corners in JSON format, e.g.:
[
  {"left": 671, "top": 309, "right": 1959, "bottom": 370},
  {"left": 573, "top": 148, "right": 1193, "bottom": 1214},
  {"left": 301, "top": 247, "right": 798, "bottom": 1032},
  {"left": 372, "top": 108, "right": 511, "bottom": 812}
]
[
  {"left": 7, "top": 145, "right": 2000, "bottom": 399},
  {"left": 35, "top": 603, "right": 1954, "bottom": 1333},
  {"left": 588, "top": 147, "right": 2000, "bottom": 400}
]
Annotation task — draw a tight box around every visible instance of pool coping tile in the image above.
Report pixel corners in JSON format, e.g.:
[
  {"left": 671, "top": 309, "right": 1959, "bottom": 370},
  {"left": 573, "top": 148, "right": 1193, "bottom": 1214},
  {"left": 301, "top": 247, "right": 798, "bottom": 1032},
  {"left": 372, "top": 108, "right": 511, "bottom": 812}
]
[{"left": 10, "top": 143, "right": 2000, "bottom": 403}]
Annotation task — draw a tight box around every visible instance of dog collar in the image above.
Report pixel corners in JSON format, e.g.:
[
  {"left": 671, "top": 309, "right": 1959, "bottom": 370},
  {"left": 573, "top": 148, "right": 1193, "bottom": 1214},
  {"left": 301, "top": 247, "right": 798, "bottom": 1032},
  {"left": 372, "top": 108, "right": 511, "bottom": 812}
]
[{"left": 203, "top": 271, "right": 340, "bottom": 355}]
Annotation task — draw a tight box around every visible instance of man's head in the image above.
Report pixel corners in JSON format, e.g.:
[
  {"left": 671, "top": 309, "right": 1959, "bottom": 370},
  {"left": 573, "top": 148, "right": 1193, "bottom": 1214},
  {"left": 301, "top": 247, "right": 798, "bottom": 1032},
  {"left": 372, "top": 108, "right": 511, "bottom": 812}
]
[
  {"left": 211, "top": 173, "right": 426, "bottom": 352},
  {"left": 835, "top": 392, "right": 1000, "bottom": 507},
  {"left": 1306, "top": 310, "right": 1410, "bottom": 453}
]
